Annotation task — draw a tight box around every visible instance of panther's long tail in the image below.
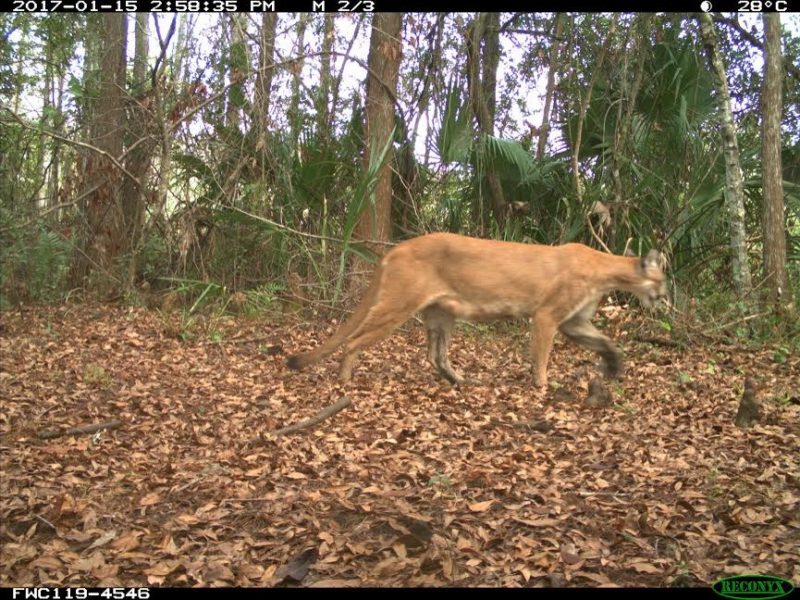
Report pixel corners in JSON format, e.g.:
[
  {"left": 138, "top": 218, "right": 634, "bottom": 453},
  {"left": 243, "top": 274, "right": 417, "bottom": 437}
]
[{"left": 286, "top": 263, "right": 384, "bottom": 370}]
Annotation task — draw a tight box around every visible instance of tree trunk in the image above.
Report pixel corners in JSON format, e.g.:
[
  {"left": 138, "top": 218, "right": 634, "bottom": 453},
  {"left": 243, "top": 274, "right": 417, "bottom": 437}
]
[
  {"left": 355, "top": 13, "right": 403, "bottom": 251},
  {"left": 761, "top": 13, "right": 792, "bottom": 313},
  {"left": 610, "top": 22, "right": 632, "bottom": 218},
  {"left": 226, "top": 14, "right": 248, "bottom": 131},
  {"left": 331, "top": 14, "right": 366, "bottom": 142},
  {"left": 47, "top": 55, "right": 67, "bottom": 216},
  {"left": 254, "top": 13, "right": 278, "bottom": 180},
  {"left": 219, "top": 14, "right": 249, "bottom": 210},
  {"left": 412, "top": 13, "right": 444, "bottom": 168},
  {"left": 537, "top": 13, "right": 565, "bottom": 160},
  {"left": 697, "top": 13, "right": 753, "bottom": 298},
  {"left": 133, "top": 13, "right": 149, "bottom": 90},
  {"left": 612, "top": 14, "right": 651, "bottom": 238},
  {"left": 289, "top": 15, "right": 309, "bottom": 148},
  {"left": 255, "top": 13, "right": 278, "bottom": 125},
  {"left": 70, "top": 13, "right": 128, "bottom": 288},
  {"left": 121, "top": 13, "right": 158, "bottom": 290},
  {"left": 466, "top": 13, "right": 506, "bottom": 233},
  {"left": 571, "top": 15, "right": 618, "bottom": 208},
  {"left": 712, "top": 15, "right": 800, "bottom": 82},
  {"left": 173, "top": 14, "right": 190, "bottom": 82},
  {"left": 317, "top": 14, "right": 334, "bottom": 144},
  {"left": 10, "top": 18, "right": 29, "bottom": 115},
  {"left": 40, "top": 27, "right": 54, "bottom": 211}
]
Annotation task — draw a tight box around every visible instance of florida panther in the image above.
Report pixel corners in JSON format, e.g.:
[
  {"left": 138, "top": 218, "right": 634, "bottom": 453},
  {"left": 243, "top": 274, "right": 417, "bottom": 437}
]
[{"left": 287, "top": 233, "right": 667, "bottom": 387}]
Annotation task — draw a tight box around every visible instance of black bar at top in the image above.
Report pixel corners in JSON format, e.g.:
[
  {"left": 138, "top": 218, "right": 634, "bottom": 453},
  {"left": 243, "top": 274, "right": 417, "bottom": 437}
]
[{"left": 8, "top": 0, "right": 793, "bottom": 12}]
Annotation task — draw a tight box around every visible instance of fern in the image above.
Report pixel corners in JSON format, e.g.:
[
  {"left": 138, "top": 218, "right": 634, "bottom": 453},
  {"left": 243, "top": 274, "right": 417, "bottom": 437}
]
[{"left": 0, "top": 224, "right": 71, "bottom": 304}]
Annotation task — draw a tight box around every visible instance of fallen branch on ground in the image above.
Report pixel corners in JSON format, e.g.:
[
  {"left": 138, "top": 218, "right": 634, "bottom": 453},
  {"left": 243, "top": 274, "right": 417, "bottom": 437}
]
[
  {"left": 38, "top": 420, "right": 122, "bottom": 440},
  {"left": 252, "top": 397, "right": 352, "bottom": 444}
]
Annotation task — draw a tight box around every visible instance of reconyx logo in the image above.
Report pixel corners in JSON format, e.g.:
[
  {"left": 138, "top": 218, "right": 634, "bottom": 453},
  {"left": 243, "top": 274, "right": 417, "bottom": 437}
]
[{"left": 712, "top": 575, "right": 794, "bottom": 600}]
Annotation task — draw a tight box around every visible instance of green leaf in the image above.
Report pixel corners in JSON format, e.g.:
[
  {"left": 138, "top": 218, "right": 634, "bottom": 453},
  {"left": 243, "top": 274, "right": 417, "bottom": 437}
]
[{"left": 436, "top": 80, "right": 474, "bottom": 164}]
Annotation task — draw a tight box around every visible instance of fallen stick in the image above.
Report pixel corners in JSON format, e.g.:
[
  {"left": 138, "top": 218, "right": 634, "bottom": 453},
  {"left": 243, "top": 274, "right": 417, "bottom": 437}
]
[
  {"left": 252, "top": 397, "right": 352, "bottom": 444},
  {"left": 38, "top": 420, "right": 122, "bottom": 440}
]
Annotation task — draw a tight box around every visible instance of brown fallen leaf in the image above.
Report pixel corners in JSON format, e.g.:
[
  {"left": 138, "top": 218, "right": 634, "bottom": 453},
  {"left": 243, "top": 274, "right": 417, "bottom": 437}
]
[
  {"left": 70, "top": 552, "right": 105, "bottom": 573},
  {"left": 158, "top": 534, "right": 180, "bottom": 556},
  {"left": 392, "top": 541, "right": 407, "bottom": 559},
  {"left": 110, "top": 531, "right": 142, "bottom": 552},
  {"left": 175, "top": 514, "right": 202, "bottom": 525},
  {"left": 29, "top": 557, "right": 63, "bottom": 570},
  {"left": 91, "top": 563, "right": 119, "bottom": 580},
  {"left": 468, "top": 500, "right": 496, "bottom": 513},
  {"left": 88, "top": 530, "right": 117, "bottom": 550},
  {"left": 628, "top": 561, "right": 662, "bottom": 574},
  {"left": 139, "top": 492, "right": 161, "bottom": 506},
  {"left": 144, "top": 559, "right": 182, "bottom": 577},
  {"left": 238, "top": 563, "right": 265, "bottom": 581}
]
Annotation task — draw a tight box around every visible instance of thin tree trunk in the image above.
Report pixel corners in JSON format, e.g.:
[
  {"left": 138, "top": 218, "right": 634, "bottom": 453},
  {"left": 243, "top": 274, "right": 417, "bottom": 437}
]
[
  {"left": 226, "top": 14, "right": 247, "bottom": 131},
  {"left": 467, "top": 13, "right": 506, "bottom": 233},
  {"left": 290, "top": 15, "right": 309, "bottom": 147},
  {"left": 422, "top": 14, "right": 445, "bottom": 169},
  {"left": 698, "top": 13, "right": 753, "bottom": 298},
  {"left": 317, "top": 14, "right": 334, "bottom": 144},
  {"left": 610, "top": 23, "right": 632, "bottom": 217},
  {"left": 40, "top": 31, "right": 54, "bottom": 211},
  {"left": 254, "top": 12, "right": 278, "bottom": 183},
  {"left": 712, "top": 14, "right": 800, "bottom": 82},
  {"left": 355, "top": 13, "right": 403, "bottom": 250},
  {"left": 537, "top": 13, "right": 564, "bottom": 160},
  {"left": 613, "top": 14, "right": 651, "bottom": 237},
  {"left": 571, "top": 15, "right": 618, "bottom": 208},
  {"left": 481, "top": 14, "right": 500, "bottom": 129},
  {"left": 133, "top": 13, "right": 149, "bottom": 91},
  {"left": 482, "top": 13, "right": 505, "bottom": 231},
  {"left": 255, "top": 13, "right": 278, "bottom": 125},
  {"left": 331, "top": 14, "right": 365, "bottom": 141},
  {"left": 220, "top": 14, "right": 249, "bottom": 211},
  {"left": 402, "top": 15, "right": 443, "bottom": 235},
  {"left": 173, "top": 14, "right": 189, "bottom": 83},
  {"left": 410, "top": 14, "right": 443, "bottom": 148},
  {"left": 47, "top": 66, "right": 67, "bottom": 216},
  {"left": 11, "top": 19, "right": 29, "bottom": 115},
  {"left": 118, "top": 13, "right": 157, "bottom": 289},
  {"left": 761, "top": 13, "right": 792, "bottom": 312}
]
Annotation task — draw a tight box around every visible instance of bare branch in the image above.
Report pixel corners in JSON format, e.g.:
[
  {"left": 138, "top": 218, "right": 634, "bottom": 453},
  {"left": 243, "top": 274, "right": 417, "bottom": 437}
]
[
  {"left": 1, "top": 108, "right": 142, "bottom": 189},
  {"left": 712, "top": 14, "right": 800, "bottom": 81},
  {"left": 223, "top": 204, "right": 396, "bottom": 248}
]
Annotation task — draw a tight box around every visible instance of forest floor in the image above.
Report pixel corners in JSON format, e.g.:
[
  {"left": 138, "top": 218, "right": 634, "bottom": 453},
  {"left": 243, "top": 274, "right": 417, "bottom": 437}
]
[{"left": 1, "top": 303, "right": 798, "bottom": 588}]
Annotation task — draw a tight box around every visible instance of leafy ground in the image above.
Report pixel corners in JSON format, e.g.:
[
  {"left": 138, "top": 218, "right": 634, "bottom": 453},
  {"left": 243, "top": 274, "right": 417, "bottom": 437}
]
[{"left": 1, "top": 304, "right": 798, "bottom": 588}]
